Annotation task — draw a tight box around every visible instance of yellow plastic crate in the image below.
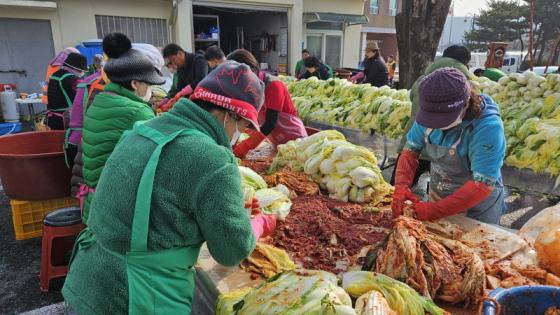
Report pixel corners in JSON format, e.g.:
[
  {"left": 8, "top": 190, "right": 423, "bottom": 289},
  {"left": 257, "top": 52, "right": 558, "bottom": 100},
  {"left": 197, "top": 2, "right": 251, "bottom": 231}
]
[{"left": 10, "top": 197, "right": 79, "bottom": 240}]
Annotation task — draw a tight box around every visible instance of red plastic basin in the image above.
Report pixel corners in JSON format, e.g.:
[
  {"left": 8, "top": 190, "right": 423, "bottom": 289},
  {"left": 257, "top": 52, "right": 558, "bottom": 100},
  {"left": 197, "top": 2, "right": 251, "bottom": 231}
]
[{"left": 0, "top": 131, "right": 71, "bottom": 200}]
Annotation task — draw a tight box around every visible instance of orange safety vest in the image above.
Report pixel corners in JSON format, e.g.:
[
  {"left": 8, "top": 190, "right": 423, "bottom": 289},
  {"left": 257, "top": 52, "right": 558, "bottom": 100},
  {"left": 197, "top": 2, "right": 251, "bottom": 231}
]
[
  {"left": 87, "top": 77, "right": 105, "bottom": 106},
  {"left": 42, "top": 65, "right": 60, "bottom": 103}
]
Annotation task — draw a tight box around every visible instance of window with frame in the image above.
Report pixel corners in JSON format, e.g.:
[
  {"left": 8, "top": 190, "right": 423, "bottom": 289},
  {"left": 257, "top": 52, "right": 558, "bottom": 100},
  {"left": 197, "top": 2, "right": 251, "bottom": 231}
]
[
  {"left": 305, "top": 31, "right": 343, "bottom": 69},
  {"left": 389, "top": 0, "right": 397, "bottom": 16},
  {"left": 369, "top": 0, "right": 379, "bottom": 15},
  {"left": 95, "top": 15, "right": 169, "bottom": 47}
]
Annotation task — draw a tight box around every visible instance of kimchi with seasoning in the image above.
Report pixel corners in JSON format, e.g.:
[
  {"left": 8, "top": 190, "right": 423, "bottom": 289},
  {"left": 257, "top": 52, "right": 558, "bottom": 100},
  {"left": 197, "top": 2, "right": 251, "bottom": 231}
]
[{"left": 270, "top": 195, "right": 393, "bottom": 273}]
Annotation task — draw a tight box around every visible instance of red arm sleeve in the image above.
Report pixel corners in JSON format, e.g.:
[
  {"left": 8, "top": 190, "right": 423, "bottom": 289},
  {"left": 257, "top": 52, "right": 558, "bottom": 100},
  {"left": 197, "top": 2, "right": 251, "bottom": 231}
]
[{"left": 264, "top": 81, "right": 285, "bottom": 112}]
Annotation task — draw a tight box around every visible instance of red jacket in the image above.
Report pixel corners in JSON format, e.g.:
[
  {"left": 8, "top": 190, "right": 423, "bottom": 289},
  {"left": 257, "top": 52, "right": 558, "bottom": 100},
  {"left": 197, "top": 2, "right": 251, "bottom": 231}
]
[{"left": 262, "top": 80, "right": 297, "bottom": 116}]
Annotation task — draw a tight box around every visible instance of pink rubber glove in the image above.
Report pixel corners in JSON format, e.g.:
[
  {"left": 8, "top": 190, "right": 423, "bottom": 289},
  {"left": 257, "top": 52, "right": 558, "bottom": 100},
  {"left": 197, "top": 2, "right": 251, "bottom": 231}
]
[
  {"left": 350, "top": 72, "right": 365, "bottom": 83},
  {"left": 251, "top": 213, "right": 277, "bottom": 240}
]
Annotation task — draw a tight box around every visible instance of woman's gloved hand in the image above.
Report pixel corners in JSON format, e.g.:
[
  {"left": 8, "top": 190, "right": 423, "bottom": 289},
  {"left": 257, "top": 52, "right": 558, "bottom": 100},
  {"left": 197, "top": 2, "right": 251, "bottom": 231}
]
[
  {"left": 391, "top": 187, "right": 419, "bottom": 218},
  {"left": 179, "top": 85, "right": 193, "bottom": 97},
  {"left": 155, "top": 98, "right": 169, "bottom": 109},
  {"left": 159, "top": 85, "right": 194, "bottom": 112},
  {"left": 251, "top": 213, "right": 277, "bottom": 240},
  {"left": 350, "top": 72, "right": 365, "bottom": 83},
  {"left": 412, "top": 180, "right": 493, "bottom": 221},
  {"left": 233, "top": 130, "right": 267, "bottom": 158},
  {"left": 391, "top": 149, "right": 420, "bottom": 218},
  {"left": 245, "top": 198, "right": 261, "bottom": 215}
]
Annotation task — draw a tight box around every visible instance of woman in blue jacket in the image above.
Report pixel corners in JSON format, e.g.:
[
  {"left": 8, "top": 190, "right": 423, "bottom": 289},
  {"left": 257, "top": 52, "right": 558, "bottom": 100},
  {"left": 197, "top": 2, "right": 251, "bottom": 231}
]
[{"left": 392, "top": 67, "right": 506, "bottom": 224}]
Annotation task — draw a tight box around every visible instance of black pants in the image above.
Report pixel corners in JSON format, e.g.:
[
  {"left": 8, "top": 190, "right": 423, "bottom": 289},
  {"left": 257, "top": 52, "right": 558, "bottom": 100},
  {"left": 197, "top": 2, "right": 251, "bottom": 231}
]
[
  {"left": 64, "top": 144, "right": 78, "bottom": 169},
  {"left": 390, "top": 154, "right": 431, "bottom": 187},
  {"left": 46, "top": 116, "right": 65, "bottom": 130}
]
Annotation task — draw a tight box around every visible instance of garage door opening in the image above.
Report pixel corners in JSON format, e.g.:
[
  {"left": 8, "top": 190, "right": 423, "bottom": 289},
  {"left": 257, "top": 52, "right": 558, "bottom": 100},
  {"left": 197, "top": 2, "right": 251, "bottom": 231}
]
[
  {"left": 192, "top": 5, "right": 289, "bottom": 75},
  {"left": 0, "top": 18, "right": 54, "bottom": 94}
]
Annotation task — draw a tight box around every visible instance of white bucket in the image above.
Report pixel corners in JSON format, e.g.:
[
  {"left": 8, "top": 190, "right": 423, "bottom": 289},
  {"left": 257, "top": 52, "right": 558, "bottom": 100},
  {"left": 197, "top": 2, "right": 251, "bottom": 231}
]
[{"left": 0, "top": 86, "right": 19, "bottom": 122}]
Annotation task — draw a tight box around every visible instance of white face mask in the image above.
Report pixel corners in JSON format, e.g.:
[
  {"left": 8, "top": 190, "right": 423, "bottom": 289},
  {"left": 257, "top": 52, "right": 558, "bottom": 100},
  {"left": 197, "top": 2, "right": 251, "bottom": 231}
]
[
  {"left": 138, "top": 85, "right": 152, "bottom": 102},
  {"left": 224, "top": 113, "right": 242, "bottom": 146},
  {"left": 441, "top": 106, "right": 467, "bottom": 130}
]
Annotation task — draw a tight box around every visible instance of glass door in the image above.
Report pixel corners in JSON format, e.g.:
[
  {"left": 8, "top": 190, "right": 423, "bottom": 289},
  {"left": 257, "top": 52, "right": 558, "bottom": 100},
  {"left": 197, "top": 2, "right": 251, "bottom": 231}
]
[
  {"left": 325, "top": 35, "right": 342, "bottom": 69},
  {"left": 306, "top": 34, "right": 323, "bottom": 60}
]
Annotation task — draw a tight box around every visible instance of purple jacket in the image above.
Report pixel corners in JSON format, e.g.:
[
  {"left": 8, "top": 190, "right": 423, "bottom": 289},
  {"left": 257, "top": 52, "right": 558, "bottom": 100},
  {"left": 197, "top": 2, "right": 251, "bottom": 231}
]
[{"left": 68, "top": 72, "right": 101, "bottom": 145}]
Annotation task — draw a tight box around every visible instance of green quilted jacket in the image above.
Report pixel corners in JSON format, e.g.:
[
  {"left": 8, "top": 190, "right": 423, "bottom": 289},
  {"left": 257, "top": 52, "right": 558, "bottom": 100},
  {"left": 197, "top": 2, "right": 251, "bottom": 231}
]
[
  {"left": 81, "top": 82, "right": 155, "bottom": 222},
  {"left": 62, "top": 99, "right": 255, "bottom": 314}
]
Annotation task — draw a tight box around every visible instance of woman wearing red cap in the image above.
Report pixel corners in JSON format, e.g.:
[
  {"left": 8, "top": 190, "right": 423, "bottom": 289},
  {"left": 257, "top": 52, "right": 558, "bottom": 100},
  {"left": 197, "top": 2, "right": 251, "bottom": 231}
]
[
  {"left": 63, "top": 61, "right": 275, "bottom": 314},
  {"left": 391, "top": 67, "right": 506, "bottom": 224},
  {"left": 227, "top": 49, "right": 308, "bottom": 158}
]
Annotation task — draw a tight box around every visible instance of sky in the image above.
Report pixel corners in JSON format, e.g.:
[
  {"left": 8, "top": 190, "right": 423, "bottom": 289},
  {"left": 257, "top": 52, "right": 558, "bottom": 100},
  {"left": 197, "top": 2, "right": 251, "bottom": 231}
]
[{"left": 453, "top": 0, "right": 489, "bottom": 16}]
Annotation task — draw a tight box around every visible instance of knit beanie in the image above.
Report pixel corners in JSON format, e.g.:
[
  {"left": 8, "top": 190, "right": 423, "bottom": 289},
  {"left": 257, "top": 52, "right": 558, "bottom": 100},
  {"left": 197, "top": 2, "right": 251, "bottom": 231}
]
[
  {"left": 131, "top": 43, "right": 165, "bottom": 72},
  {"left": 190, "top": 60, "right": 265, "bottom": 130},
  {"left": 63, "top": 53, "right": 88, "bottom": 72},
  {"left": 102, "top": 33, "right": 165, "bottom": 85},
  {"left": 416, "top": 67, "right": 471, "bottom": 129}
]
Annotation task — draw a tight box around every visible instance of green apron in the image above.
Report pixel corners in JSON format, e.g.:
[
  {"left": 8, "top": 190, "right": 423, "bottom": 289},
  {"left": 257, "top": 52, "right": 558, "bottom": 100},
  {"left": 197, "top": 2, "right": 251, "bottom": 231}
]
[{"left": 70, "top": 122, "right": 206, "bottom": 314}]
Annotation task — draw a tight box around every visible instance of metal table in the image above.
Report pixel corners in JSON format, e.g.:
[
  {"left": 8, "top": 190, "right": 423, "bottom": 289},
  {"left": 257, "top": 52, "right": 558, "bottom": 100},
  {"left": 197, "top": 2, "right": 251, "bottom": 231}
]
[
  {"left": 500, "top": 165, "right": 560, "bottom": 195},
  {"left": 15, "top": 98, "right": 45, "bottom": 121},
  {"left": 306, "top": 120, "right": 401, "bottom": 170}
]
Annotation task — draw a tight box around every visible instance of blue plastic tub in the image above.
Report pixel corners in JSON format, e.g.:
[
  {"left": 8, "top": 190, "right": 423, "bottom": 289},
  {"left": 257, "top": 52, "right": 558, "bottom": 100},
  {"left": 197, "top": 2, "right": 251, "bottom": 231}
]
[
  {"left": 483, "top": 285, "right": 560, "bottom": 315},
  {"left": 75, "top": 39, "right": 103, "bottom": 64},
  {"left": 0, "top": 122, "right": 21, "bottom": 136}
]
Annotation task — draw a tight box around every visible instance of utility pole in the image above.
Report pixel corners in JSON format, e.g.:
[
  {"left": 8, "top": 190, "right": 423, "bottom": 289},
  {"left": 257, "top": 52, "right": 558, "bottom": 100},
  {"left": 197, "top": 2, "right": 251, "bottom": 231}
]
[
  {"left": 528, "top": 0, "right": 535, "bottom": 71},
  {"left": 448, "top": 0, "right": 455, "bottom": 46}
]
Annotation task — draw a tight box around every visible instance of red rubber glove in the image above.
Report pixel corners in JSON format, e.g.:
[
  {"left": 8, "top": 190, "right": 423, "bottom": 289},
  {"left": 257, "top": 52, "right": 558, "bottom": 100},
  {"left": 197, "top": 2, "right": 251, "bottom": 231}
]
[
  {"left": 413, "top": 180, "right": 493, "bottom": 221},
  {"left": 160, "top": 85, "right": 193, "bottom": 112},
  {"left": 392, "top": 187, "right": 419, "bottom": 218},
  {"left": 233, "top": 129, "right": 267, "bottom": 158},
  {"left": 251, "top": 213, "right": 277, "bottom": 240},
  {"left": 391, "top": 149, "right": 420, "bottom": 217},
  {"left": 156, "top": 98, "right": 169, "bottom": 109}
]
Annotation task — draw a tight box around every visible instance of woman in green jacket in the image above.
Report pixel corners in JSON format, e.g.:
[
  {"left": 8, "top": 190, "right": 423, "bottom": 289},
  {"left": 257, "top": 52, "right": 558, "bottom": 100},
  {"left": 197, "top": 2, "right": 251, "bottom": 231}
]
[
  {"left": 80, "top": 33, "right": 165, "bottom": 223},
  {"left": 63, "top": 61, "right": 276, "bottom": 314}
]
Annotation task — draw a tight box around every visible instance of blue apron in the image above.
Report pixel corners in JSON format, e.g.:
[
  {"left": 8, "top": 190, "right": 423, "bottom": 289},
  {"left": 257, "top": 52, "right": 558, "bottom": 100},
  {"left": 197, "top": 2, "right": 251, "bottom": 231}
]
[{"left": 424, "top": 126, "right": 504, "bottom": 224}]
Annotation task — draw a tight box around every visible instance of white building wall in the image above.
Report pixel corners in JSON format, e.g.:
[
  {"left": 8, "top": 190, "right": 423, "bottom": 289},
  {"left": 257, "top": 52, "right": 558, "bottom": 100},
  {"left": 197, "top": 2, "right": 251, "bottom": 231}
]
[
  {"left": 1, "top": 0, "right": 171, "bottom": 53},
  {"left": 303, "top": 0, "right": 364, "bottom": 68},
  {"left": 2, "top": 0, "right": 364, "bottom": 74}
]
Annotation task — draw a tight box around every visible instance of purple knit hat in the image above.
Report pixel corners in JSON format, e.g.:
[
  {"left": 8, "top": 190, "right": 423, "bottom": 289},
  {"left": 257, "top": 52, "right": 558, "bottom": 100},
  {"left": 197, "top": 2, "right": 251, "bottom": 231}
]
[{"left": 416, "top": 67, "right": 471, "bottom": 129}]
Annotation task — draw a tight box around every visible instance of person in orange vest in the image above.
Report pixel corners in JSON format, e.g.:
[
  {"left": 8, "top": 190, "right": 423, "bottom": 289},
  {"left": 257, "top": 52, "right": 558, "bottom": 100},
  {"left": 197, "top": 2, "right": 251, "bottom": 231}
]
[
  {"left": 42, "top": 47, "right": 80, "bottom": 104},
  {"left": 46, "top": 53, "right": 87, "bottom": 130}
]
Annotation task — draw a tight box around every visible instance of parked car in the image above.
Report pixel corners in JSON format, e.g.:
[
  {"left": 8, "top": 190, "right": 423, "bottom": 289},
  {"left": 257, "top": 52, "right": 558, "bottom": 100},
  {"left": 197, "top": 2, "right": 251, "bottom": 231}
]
[{"left": 525, "top": 66, "right": 559, "bottom": 75}]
